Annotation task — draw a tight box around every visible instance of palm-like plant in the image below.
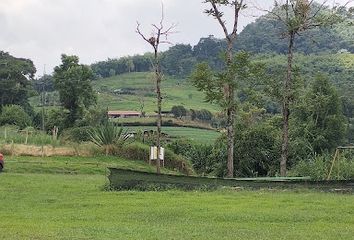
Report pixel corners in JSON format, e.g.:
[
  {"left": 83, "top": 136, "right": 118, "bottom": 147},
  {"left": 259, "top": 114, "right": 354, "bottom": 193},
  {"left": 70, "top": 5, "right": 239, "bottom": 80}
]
[{"left": 88, "top": 123, "right": 130, "bottom": 156}]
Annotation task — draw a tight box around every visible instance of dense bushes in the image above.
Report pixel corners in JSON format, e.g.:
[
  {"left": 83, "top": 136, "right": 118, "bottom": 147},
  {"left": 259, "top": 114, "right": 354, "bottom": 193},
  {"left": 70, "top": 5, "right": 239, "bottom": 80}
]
[
  {"left": 289, "top": 154, "right": 354, "bottom": 180},
  {"left": 167, "top": 139, "right": 216, "bottom": 175},
  {"left": 0, "top": 105, "right": 32, "bottom": 128},
  {"left": 61, "top": 126, "right": 94, "bottom": 142},
  {"left": 115, "top": 142, "right": 193, "bottom": 175},
  {"left": 171, "top": 106, "right": 187, "bottom": 118},
  {"left": 167, "top": 116, "right": 281, "bottom": 177}
]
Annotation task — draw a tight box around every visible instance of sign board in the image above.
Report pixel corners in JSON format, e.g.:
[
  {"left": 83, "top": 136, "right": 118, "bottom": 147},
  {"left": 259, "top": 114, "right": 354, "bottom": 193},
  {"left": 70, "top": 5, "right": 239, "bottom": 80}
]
[{"left": 150, "top": 146, "right": 164, "bottom": 160}]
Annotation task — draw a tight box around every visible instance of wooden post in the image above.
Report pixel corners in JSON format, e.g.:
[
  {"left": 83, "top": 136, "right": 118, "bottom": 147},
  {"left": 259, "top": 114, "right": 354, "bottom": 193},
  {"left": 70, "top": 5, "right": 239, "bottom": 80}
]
[
  {"left": 25, "top": 130, "right": 29, "bottom": 145},
  {"left": 327, "top": 148, "right": 339, "bottom": 180}
]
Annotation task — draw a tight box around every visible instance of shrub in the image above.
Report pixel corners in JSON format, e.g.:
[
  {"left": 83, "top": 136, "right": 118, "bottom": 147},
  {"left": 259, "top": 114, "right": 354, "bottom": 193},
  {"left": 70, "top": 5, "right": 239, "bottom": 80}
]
[
  {"left": 289, "top": 155, "right": 330, "bottom": 180},
  {"left": 289, "top": 154, "right": 354, "bottom": 180},
  {"left": 88, "top": 123, "right": 130, "bottom": 155},
  {"left": 116, "top": 142, "right": 149, "bottom": 162},
  {"left": 188, "top": 144, "right": 215, "bottom": 175},
  {"left": 46, "top": 109, "right": 68, "bottom": 133},
  {"left": 171, "top": 105, "right": 187, "bottom": 118},
  {"left": 0, "top": 105, "right": 32, "bottom": 128},
  {"left": 167, "top": 139, "right": 194, "bottom": 156},
  {"left": 61, "top": 126, "right": 94, "bottom": 142},
  {"left": 115, "top": 143, "right": 193, "bottom": 175}
]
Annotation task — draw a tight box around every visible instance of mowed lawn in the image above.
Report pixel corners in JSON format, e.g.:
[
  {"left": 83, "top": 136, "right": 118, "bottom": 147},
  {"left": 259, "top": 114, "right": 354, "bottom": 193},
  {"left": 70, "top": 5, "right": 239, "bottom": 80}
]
[{"left": 0, "top": 157, "right": 353, "bottom": 240}]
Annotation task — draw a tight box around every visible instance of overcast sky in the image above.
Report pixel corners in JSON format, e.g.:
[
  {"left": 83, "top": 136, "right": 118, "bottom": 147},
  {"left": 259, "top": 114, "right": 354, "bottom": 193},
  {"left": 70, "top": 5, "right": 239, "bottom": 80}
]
[{"left": 0, "top": 0, "right": 352, "bottom": 76}]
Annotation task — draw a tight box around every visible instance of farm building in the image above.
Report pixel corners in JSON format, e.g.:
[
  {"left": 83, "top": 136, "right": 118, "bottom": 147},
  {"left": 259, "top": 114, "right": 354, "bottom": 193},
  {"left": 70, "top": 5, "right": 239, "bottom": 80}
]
[{"left": 108, "top": 111, "right": 141, "bottom": 118}]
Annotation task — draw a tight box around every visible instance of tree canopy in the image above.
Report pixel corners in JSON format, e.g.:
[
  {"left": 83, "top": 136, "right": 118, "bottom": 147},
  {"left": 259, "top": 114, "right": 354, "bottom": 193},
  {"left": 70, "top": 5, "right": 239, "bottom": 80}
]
[
  {"left": 0, "top": 51, "right": 36, "bottom": 113},
  {"left": 53, "top": 54, "right": 97, "bottom": 127}
]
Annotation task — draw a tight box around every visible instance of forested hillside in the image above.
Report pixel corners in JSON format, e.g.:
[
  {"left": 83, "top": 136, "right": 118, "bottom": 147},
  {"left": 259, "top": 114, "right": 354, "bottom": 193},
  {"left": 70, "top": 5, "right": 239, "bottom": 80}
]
[{"left": 236, "top": 6, "right": 354, "bottom": 54}]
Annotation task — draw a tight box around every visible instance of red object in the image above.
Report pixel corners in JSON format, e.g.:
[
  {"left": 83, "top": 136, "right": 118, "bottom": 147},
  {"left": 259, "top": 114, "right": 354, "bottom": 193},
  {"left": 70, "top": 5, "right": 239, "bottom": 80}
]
[{"left": 0, "top": 153, "right": 3, "bottom": 171}]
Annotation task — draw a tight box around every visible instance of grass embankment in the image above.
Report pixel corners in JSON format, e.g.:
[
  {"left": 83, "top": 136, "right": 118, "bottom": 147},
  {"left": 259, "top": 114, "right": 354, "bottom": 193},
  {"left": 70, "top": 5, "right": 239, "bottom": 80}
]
[
  {"left": 3, "top": 155, "right": 171, "bottom": 175},
  {"left": 0, "top": 156, "right": 353, "bottom": 239}
]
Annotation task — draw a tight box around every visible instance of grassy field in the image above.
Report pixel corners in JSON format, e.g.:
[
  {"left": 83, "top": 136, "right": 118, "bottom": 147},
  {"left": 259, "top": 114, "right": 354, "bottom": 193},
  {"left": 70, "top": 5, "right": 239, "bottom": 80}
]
[
  {"left": 0, "top": 156, "right": 353, "bottom": 239},
  {"left": 125, "top": 126, "right": 220, "bottom": 145},
  {"left": 94, "top": 72, "right": 220, "bottom": 113},
  {"left": 3, "top": 156, "right": 164, "bottom": 175}
]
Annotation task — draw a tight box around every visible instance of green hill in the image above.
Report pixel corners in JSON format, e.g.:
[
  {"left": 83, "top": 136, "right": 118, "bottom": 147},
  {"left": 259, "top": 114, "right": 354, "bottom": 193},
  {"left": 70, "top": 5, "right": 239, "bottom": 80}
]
[{"left": 93, "top": 72, "right": 220, "bottom": 113}]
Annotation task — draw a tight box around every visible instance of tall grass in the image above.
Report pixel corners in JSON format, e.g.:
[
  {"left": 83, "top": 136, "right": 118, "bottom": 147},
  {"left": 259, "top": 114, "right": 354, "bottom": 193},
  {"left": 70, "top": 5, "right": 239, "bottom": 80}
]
[
  {"left": 0, "top": 125, "right": 59, "bottom": 146},
  {"left": 289, "top": 153, "right": 354, "bottom": 180}
]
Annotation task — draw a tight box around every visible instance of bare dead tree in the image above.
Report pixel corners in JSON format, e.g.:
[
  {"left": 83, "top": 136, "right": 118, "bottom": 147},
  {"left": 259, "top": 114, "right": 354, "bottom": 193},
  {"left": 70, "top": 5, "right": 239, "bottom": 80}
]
[
  {"left": 136, "top": 5, "right": 176, "bottom": 174},
  {"left": 204, "top": 0, "right": 246, "bottom": 178},
  {"left": 265, "top": 0, "right": 341, "bottom": 176}
]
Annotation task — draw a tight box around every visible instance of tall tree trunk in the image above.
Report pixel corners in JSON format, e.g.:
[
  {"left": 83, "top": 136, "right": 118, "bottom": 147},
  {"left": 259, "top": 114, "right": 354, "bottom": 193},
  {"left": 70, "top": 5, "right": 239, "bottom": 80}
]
[
  {"left": 155, "top": 49, "right": 162, "bottom": 174},
  {"left": 226, "top": 41, "right": 235, "bottom": 178},
  {"left": 280, "top": 32, "right": 295, "bottom": 177},
  {"left": 226, "top": 95, "right": 235, "bottom": 178}
]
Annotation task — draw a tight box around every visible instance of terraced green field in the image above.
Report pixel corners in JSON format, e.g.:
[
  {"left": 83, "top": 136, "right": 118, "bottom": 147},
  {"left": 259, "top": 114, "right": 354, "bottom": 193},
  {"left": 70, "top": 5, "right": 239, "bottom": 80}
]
[{"left": 94, "top": 72, "right": 220, "bottom": 113}]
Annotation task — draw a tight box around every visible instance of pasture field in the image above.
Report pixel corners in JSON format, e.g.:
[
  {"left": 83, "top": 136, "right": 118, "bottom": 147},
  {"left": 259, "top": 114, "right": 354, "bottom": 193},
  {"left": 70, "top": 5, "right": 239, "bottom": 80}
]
[
  {"left": 94, "top": 72, "right": 220, "bottom": 113},
  {"left": 0, "top": 156, "right": 353, "bottom": 240}
]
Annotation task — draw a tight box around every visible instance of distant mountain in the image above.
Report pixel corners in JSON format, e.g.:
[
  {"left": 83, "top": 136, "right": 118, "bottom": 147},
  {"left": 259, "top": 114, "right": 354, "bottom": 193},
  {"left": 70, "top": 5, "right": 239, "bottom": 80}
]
[{"left": 235, "top": 7, "right": 354, "bottom": 54}]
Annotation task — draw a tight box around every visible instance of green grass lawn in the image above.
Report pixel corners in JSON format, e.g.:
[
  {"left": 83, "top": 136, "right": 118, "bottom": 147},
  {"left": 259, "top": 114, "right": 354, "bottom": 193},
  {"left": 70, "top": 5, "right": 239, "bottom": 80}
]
[
  {"left": 125, "top": 126, "right": 220, "bottom": 145},
  {"left": 0, "top": 156, "right": 353, "bottom": 239}
]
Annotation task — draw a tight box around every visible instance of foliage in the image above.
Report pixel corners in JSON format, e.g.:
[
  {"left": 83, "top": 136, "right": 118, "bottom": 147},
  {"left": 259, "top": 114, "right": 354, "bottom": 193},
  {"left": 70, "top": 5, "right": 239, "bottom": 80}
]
[
  {"left": 115, "top": 142, "right": 193, "bottom": 175},
  {"left": 289, "top": 154, "right": 354, "bottom": 180},
  {"left": 234, "top": 121, "right": 281, "bottom": 177},
  {"left": 0, "top": 51, "right": 36, "bottom": 113},
  {"left": 171, "top": 105, "right": 187, "bottom": 118},
  {"left": 32, "top": 74, "right": 54, "bottom": 93},
  {"left": 189, "top": 108, "right": 214, "bottom": 122},
  {"left": 191, "top": 51, "right": 264, "bottom": 106},
  {"left": 167, "top": 139, "right": 194, "bottom": 156},
  {"left": 76, "top": 107, "right": 108, "bottom": 127},
  {"left": 187, "top": 144, "right": 215, "bottom": 175},
  {"left": 53, "top": 54, "right": 97, "bottom": 127},
  {"left": 91, "top": 53, "right": 153, "bottom": 78},
  {"left": 236, "top": 9, "right": 345, "bottom": 54},
  {"left": 292, "top": 75, "right": 347, "bottom": 155},
  {"left": 88, "top": 123, "right": 129, "bottom": 155},
  {"left": 209, "top": 118, "right": 281, "bottom": 178},
  {"left": 0, "top": 125, "right": 57, "bottom": 146},
  {"left": 161, "top": 44, "right": 198, "bottom": 77},
  {"left": 61, "top": 126, "right": 94, "bottom": 143},
  {"left": 0, "top": 105, "right": 32, "bottom": 128},
  {"left": 44, "top": 108, "right": 68, "bottom": 134}
]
